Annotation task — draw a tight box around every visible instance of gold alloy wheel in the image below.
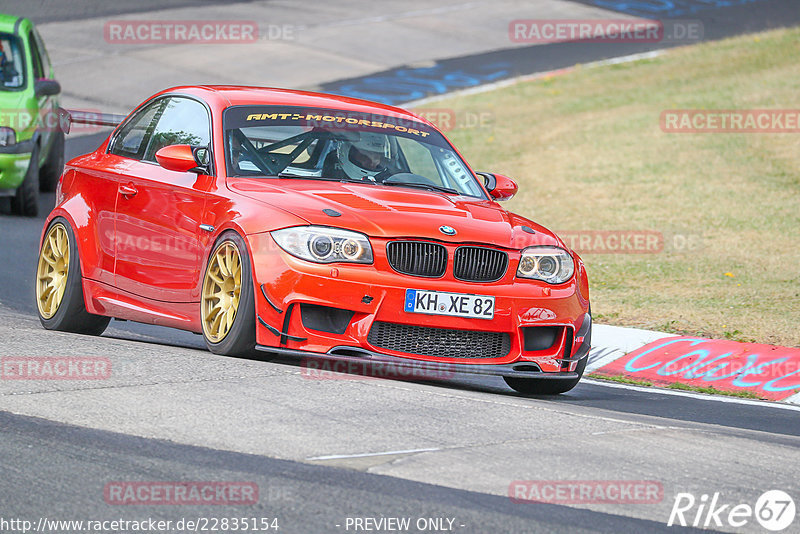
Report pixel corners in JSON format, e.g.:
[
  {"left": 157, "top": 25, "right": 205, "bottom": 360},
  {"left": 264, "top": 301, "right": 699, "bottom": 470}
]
[
  {"left": 36, "top": 223, "right": 70, "bottom": 319},
  {"left": 202, "top": 241, "right": 242, "bottom": 343}
]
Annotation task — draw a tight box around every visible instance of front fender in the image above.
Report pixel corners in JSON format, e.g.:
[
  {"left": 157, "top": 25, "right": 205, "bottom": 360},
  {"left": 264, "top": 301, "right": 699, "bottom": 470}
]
[
  {"left": 193, "top": 186, "right": 308, "bottom": 301},
  {"left": 41, "top": 193, "right": 101, "bottom": 281}
]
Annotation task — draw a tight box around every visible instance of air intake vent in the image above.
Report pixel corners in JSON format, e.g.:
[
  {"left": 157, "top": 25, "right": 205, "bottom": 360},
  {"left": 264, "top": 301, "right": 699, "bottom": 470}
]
[
  {"left": 368, "top": 321, "right": 511, "bottom": 359},
  {"left": 454, "top": 246, "right": 508, "bottom": 282},
  {"left": 386, "top": 241, "right": 447, "bottom": 278}
]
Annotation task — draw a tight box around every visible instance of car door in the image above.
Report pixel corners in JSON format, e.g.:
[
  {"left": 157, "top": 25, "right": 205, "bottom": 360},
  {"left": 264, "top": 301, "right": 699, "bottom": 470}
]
[
  {"left": 27, "top": 28, "right": 56, "bottom": 156},
  {"left": 111, "top": 95, "right": 212, "bottom": 303},
  {"left": 70, "top": 99, "right": 164, "bottom": 286}
]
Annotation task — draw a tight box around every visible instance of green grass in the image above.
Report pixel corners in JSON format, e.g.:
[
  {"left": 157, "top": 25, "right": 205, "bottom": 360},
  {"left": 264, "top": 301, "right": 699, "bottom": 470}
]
[
  {"left": 586, "top": 373, "right": 653, "bottom": 387},
  {"left": 417, "top": 28, "right": 800, "bottom": 347},
  {"left": 664, "top": 381, "right": 763, "bottom": 399},
  {"left": 587, "top": 373, "right": 765, "bottom": 399}
]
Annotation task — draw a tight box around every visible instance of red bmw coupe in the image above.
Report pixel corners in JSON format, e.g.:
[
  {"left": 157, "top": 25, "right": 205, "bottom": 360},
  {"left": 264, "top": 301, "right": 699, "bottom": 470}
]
[{"left": 36, "top": 86, "right": 591, "bottom": 394}]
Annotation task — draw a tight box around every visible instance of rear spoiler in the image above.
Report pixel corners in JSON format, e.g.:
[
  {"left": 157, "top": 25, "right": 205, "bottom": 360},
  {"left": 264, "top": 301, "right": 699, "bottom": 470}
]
[{"left": 58, "top": 108, "right": 127, "bottom": 134}]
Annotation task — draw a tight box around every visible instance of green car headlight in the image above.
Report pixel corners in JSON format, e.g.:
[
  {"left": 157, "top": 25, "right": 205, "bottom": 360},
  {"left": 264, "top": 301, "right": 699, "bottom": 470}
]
[
  {"left": 0, "top": 127, "right": 16, "bottom": 147},
  {"left": 272, "top": 226, "right": 373, "bottom": 264},
  {"left": 516, "top": 246, "right": 574, "bottom": 284}
]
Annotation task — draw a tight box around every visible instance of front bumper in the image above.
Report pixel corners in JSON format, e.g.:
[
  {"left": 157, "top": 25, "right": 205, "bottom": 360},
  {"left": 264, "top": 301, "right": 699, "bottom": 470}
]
[
  {"left": 256, "top": 314, "right": 591, "bottom": 380},
  {"left": 248, "top": 232, "right": 591, "bottom": 374},
  {"left": 0, "top": 144, "right": 33, "bottom": 191}
]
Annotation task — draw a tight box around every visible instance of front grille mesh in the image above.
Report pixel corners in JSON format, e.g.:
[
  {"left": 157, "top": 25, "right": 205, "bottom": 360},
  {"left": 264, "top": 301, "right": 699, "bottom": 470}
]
[
  {"left": 386, "top": 241, "right": 447, "bottom": 277},
  {"left": 368, "top": 321, "right": 511, "bottom": 359},
  {"left": 454, "top": 246, "right": 508, "bottom": 282}
]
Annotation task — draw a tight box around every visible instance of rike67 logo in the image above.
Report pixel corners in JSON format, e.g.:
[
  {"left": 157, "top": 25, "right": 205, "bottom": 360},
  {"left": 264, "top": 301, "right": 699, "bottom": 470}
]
[{"left": 668, "top": 490, "right": 796, "bottom": 531}]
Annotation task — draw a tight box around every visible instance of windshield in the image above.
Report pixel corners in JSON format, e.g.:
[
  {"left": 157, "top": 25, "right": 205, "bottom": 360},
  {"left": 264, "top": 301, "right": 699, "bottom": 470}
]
[
  {"left": 0, "top": 33, "right": 25, "bottom": 90},
  {"left": 222, "top": 105, "right": 486, "bottom": 198}
]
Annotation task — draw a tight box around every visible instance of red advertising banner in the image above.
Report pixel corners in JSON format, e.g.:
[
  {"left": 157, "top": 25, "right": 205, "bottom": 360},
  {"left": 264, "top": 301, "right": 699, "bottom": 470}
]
[{"left": 595, "top": 336, "right": 800, "bottom": 400}]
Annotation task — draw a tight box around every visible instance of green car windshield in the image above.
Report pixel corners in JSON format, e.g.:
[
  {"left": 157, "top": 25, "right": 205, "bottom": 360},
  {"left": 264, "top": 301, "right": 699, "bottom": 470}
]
[
  {"left": 222, "top": 105, "right": 487, "bottom": 198},
  {"left": 0, "top": 33, "right": 25, "bottom": 90}
]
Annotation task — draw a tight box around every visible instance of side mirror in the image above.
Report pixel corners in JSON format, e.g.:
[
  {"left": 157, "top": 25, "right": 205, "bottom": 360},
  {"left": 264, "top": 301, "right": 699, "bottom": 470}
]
[
  {"left": 57, "top": 107, "right": 71, "bottom": 134},
  {"left": 34, "top": 79, "right": 61, "bottom": 98},
  {"left": 477, "top": 172, "right": 518, "bottom": 201},
  {"left": 155, "top": 144, "right": 209, "bottom": 174}
]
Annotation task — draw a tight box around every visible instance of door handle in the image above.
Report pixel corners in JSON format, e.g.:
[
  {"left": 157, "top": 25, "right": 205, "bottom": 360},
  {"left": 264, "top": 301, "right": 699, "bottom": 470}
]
[{"left": 119, "top": 183, "right": 138, "bottom": 197}]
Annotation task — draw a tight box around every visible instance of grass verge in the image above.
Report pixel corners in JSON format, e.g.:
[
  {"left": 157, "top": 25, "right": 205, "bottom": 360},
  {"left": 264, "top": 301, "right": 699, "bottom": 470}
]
[{"left": 587, "top": 373, "right": 765, "bottom": 399}]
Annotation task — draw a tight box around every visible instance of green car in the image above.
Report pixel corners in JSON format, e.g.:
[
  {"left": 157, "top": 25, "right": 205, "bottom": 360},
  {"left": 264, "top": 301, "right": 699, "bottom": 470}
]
[{"left": 0, "top": 14, "right": 64, "bottom": 217}]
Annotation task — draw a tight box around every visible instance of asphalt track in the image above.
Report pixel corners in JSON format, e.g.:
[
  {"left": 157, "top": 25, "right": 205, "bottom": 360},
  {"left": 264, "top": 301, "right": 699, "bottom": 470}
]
[
  {"left": 2, "top": 411, "right": 706, "bottom": 534},
  {"left": 5, "top": 0, "right": 797, "bottom": 430},
  {"left": 1, "top": 1, "right": 799, "bottom": 532},
  {"left": 321, "top": 0, "right": 800, "bottom": 104},
  {"left": 0, "top": 0, "right": 256, "bottom": 24}
]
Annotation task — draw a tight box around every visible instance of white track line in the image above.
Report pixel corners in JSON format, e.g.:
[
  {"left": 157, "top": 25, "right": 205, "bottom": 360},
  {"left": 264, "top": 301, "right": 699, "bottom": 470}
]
[
  {"left": 307, "top": 447, "right": 441, "bottom": 461},
  {"left": 583, "top": 379, "right": 800, "bottom": 412}
]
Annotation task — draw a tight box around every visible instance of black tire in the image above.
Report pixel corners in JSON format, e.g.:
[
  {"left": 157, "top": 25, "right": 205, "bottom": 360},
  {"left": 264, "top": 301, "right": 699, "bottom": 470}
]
[
  {"left": 504, "top": 356, "right": 587, "bottom": 395},
  {"left": 40, "top": 130, "right": 65, "bottom": 192},
  {"left": 11, "top": 143, "right": 40, "bottom": 217},
  {"left": 202, "top": 232, "right": 257, "bottom": 357},
  {"left": 36, "top": 218, "right": 110, "bottom": 335}
]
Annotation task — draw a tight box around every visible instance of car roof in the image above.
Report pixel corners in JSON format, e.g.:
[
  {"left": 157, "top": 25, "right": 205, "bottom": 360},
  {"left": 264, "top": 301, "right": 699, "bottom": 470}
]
[
  {"left": 0, "top": 14, "right": 29, "bottom": 33},
  {"left": 165, "top": 85, "right": 423, "bottom": 122}
]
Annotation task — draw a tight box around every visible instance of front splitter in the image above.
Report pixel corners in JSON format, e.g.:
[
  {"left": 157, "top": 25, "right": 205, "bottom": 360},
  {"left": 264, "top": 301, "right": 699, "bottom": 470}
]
[{"left": 255, "top": 343, "right": 588, "bottom": 381}]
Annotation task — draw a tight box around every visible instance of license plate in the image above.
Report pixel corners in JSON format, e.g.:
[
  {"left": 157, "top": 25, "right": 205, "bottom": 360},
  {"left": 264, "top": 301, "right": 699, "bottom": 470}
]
[{"left": 404, "top": 289, "right": 495, "bottom": 319}]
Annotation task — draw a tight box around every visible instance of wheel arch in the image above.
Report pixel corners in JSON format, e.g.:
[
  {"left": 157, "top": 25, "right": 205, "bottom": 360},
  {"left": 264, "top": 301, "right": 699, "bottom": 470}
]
[
  {"left": 196, "top": 224, "right": 255, "bottom": 312},
  {"left": 41, "top": 202, "right": 97, "bottom": 281},
  {"left": 194, "top": 202, "right": 307, "bottom": 300}
]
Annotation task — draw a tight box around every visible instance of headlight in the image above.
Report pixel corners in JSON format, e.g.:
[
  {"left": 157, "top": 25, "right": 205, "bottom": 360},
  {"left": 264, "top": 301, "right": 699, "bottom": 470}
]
[
  {"left": 271, "top": 226, "right": 373, "bottom": 264},
  {"left": 516, "top": 246, "right": 574, "bottom": 284},
  {"left": 0, "top": 127, "right": 16, "bottom": 147}
]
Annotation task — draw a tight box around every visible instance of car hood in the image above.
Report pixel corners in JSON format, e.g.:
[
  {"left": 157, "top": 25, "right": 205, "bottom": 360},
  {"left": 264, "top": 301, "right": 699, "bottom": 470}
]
[{"left": 228, "top": 178, "right": 564, "bottom": 250}]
